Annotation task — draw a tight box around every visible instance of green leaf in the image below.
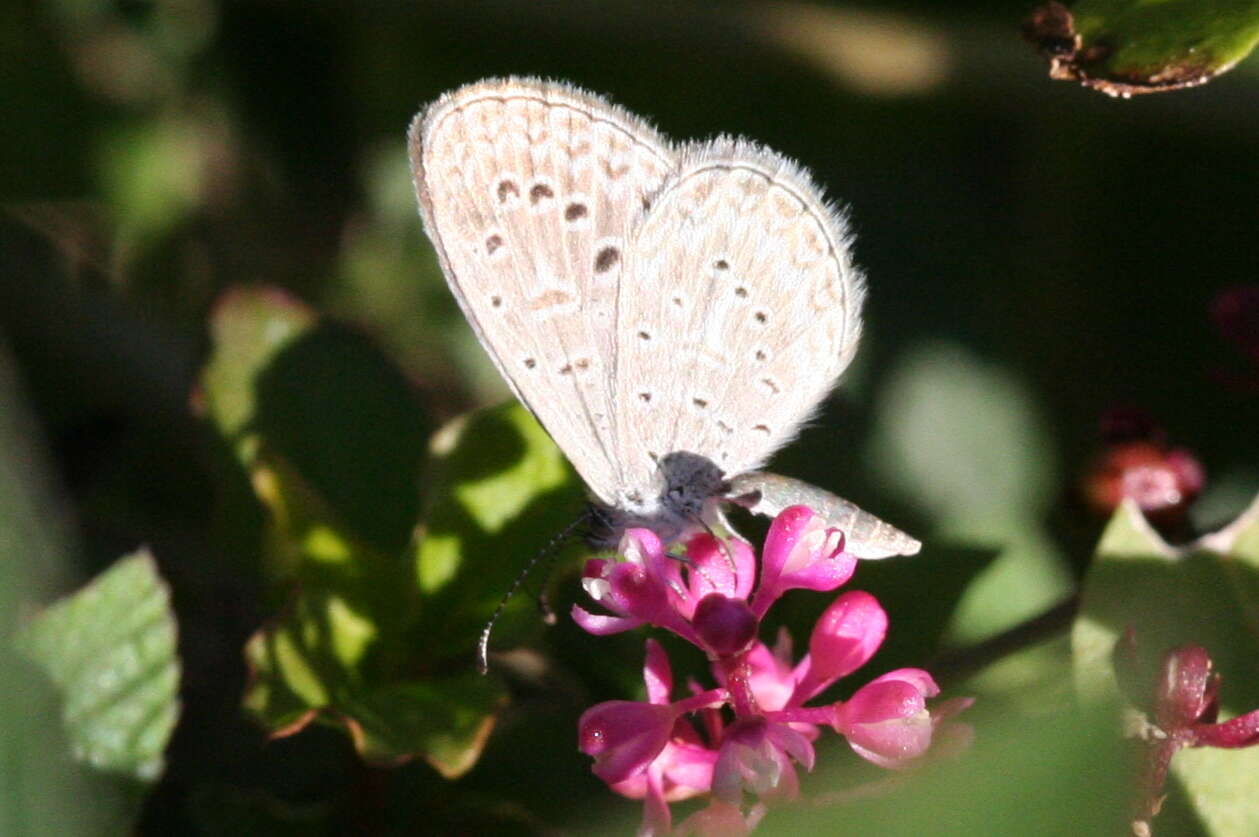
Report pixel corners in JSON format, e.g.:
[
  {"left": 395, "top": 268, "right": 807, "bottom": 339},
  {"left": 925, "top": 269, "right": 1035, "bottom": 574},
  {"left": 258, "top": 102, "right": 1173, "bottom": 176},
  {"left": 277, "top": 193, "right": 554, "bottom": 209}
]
[
  {"left": 867, "top": 342, "right": 1072, "bottom": 643},
  {"left": 1073, "top": 495, "right": 1259, "bottom": 835},
  {"left": 1, "top": 348, "right": 147, "bottom": 835},
  {"left": 200, "top": 286, "right": 432, "bottom": 556},
  {"left": 413, "top": 401, "right": 586, "bottom": 663},
  {"left": 237, "top": 442, "right": 504, "bottom": 776},
  {"left": 13, "top": 549, "right": 181, "bottom": 782},
  {"left": 868, "top": 342, "right": 1056, "bottom": 534},
  {"left": 336, "top": 674, "right": 505, "bottom": 776},
  {"left": 201, "top": 286, "right": 526, "bottom": 777},
  {"left": 1026, "top": 0, "right": 1259, "bottom": 97},
  {"left": 753, "top": 703, "right": 1131, "bottom": 837},
  {"left": 243, "top": 590, "right": 505, "bottom": 777}
]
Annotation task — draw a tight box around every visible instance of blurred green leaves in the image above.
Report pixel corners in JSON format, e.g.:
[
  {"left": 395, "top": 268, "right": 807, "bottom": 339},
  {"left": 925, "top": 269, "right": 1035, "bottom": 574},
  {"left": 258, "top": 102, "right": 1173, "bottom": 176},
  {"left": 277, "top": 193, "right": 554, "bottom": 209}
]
[
  {"left": 200, "top": 285, "right": 582, "bottom": 776},
  {"left": 14, "top": 549, "right": 180, "bottom": 782},
  {"left": 414, "top": 403, "right": 586, "bottom": 659},
  {"left": 4, "top": 0, "right": 1259, "bottom": 832},
  {"left": 868, "top": 342, "right": 1072, "bottom": 644},
  {"left": 1074, "top": 495, "right": 1259, "bottom": 834},
  {"left": 202, "top": 286, "right": 429, "bottom": 557},
  {"left": 1027, "top": 0, "right": 1259, "bottom": 96}
]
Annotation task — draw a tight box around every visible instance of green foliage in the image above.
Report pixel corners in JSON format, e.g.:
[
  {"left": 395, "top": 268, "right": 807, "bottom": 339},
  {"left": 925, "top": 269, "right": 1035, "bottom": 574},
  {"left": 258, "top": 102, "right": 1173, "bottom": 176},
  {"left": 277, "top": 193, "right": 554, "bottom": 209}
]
[
  {"left": 868, "top": 342, "right": 1073, "bottom": 644},
  {"left": 754, "top": 704, "right": 1130, "bottom": 837},
  {"left": 200, "top": 287, "right": 586, "bottom": 776},
  {"left": 1074, "top": 0, "right": 1259, "bottom": 79},
  {"left": 1029, "top": 0, "right": 1259, "bottom": 95},
  {"left": 5, "top": 0, "right": 1259, "bottom": 832},
  {"left": 13, "top": 550, "right": 180, "bottom": 782},
  {"left": 1074, "top": 495, "right": 1259, "bottom": 834},
  {"left": 414, "top": 402, "right": 587, "bottom": 659}
]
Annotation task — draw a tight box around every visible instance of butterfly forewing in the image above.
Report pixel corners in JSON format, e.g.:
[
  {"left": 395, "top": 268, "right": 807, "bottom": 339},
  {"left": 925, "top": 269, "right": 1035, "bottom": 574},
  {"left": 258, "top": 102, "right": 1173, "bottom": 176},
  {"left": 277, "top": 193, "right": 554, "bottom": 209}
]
[
  {"left": 613, "top": 140, "right": 865, "bottom": 492},
  {"left": 410, "top": 79, "right": 675, "bottom": 505}
]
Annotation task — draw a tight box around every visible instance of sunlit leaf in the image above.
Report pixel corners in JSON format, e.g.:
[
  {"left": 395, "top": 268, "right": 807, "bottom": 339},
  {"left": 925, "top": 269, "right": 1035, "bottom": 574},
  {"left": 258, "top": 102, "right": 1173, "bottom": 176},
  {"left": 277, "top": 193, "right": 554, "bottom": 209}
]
[
  {"left": 14, "top": 549, "right": 180, "bottom": 782},
  {"left": 337, "top": 674, "right": 505, "bottom": 776},
  {"left": 1026, "top": 0, "right": 1259, "bottom": 96},
  {"left": 200, "top": 285, "right": 515, "bottom": 775},
  {"left": 413, "top": 402, "right": 586, "bottom": 663}
]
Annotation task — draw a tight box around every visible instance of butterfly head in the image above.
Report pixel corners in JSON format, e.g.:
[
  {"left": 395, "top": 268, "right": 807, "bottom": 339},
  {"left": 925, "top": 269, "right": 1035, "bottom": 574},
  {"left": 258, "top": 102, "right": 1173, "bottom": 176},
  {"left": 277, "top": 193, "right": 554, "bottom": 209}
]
[{"left": 587, "top": 451, "right": 729, "bottom": 548}]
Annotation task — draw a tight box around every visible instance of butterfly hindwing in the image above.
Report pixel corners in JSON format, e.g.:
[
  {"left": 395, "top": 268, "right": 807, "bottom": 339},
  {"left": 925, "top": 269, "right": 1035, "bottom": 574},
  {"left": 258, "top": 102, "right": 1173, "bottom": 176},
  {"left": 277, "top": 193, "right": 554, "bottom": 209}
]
[{"left": 613, "top": 139, "right": 866, "bottom": 494}]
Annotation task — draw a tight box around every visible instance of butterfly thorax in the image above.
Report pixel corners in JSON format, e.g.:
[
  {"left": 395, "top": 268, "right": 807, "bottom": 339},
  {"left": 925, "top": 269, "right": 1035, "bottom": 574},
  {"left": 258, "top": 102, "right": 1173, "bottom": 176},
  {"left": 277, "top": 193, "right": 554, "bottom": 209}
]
[{"left": 588, "top": 451, "right": 728, "bottom": 547}]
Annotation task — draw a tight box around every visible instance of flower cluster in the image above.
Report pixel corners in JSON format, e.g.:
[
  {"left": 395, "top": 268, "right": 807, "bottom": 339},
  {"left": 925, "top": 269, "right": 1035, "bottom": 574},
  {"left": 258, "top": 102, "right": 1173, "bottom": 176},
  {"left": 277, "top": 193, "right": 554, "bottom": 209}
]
[{"left": 574, "top": 506, "right": 969, "bottom": 835}]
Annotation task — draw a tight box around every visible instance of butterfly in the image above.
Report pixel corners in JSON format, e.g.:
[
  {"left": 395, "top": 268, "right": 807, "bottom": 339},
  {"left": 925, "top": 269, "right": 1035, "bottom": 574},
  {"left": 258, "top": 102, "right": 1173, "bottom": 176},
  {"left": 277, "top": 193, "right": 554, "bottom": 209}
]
[{"left": 408, "top": 77, "right": 919, "bottom": 563}]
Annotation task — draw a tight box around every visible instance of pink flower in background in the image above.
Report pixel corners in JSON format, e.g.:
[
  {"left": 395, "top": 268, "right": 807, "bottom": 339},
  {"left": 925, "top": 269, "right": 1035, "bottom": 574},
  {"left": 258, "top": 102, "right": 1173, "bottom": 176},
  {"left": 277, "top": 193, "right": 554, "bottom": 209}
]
[
  {"left": 1083, "top": 407, "right": 1204, "bottom": 531},
  {"left": 575, "top": 506, "right": 970, "bottom": 835}
]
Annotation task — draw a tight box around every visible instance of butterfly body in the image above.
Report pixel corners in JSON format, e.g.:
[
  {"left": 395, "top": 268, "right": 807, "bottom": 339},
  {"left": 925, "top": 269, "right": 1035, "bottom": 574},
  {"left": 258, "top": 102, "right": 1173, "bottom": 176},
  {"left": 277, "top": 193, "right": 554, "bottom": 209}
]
[{"left": 410, "top": 77, "right": 917, "bottom": 558}]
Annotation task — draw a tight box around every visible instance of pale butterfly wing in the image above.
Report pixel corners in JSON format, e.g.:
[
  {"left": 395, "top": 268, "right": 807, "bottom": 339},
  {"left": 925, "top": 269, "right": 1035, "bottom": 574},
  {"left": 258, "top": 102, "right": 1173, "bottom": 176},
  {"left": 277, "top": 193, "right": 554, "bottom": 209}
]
[
  {"left": 726, "top": 471, "right": 921, "bottom": 559},
  {"left": 409, "top": 78, "right": 674, "bottom": 506},
  {"left": 413, "top": 78, "right": 918, "bottom": 561},
  {"left": 612, "top": 139, "right": 865, "bottom": 493}
]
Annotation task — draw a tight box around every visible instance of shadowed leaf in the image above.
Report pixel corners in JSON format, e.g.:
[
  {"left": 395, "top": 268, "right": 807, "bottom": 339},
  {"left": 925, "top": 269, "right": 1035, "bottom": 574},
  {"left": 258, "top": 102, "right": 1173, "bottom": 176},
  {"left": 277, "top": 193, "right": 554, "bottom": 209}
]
[{"left": 1074, "top": 495, "right": 1259, "bottom": 834}]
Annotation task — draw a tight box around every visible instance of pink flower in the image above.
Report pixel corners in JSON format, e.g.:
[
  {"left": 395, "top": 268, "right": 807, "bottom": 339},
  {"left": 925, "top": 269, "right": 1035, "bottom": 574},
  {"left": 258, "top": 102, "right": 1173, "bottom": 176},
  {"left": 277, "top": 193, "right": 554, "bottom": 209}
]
[
  {"left": 1115, "top": 635, "right": 1259, "bottom": 833},
  {"left": 793, "top": 590, "right": 889, "bottom": 704},
  {"left": 575, "top": 507, "right": 968, "bottom": 833},
  {"left": 832, "top": 669, "right": 941, "bottom": 768},
  {"left": 579, "top": 640, "right": 725, "bottom": 835},
  {"left": 711, "top": 717, "right": 814, "bottom": 803},
  {"left": 1082, "top": 408, "right": 1204, "bottom": 530},
  {"left": 749, "top": 505, "right": 856, "bottom": 619},
  {"left": 573, "top": 506, "right": 855, "bottom": 658},
  {"left": 572, "top": 527, "right": 758, "bottom": 654}
]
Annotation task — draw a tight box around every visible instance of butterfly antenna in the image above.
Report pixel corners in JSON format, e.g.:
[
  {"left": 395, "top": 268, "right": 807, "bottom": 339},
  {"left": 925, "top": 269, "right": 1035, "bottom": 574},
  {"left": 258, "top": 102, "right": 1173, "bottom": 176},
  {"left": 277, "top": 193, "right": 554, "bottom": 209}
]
[{"left": 477, "top": 509, "right": 592, "bottom": 674}]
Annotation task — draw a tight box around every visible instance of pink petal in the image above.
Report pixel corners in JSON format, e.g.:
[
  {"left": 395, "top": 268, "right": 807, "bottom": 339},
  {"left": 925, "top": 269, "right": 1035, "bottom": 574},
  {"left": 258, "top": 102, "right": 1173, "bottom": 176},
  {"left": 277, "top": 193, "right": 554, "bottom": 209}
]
[
  {"left": 753, "top": 507, "right": 856, "bottom": 617},
  {"left": 756, "top": 505, "right": 815, "bottom": 594},
  {"left": 685, "top": 534, "right": 757, "bottom": 601},
  {"left": 621, "top": 528, "right": 666, "bottom": 565},
  {"left": 640, "top": 769, "right": 672, "bottom": 837},
  {"left": 794, "top": 591, "right": 888, "bottom": 702},
  {"left": 1194, "top": 707, "right": 1259, "bottom": 749},
  {"left": 628, "top": 528, "right": 691, "bottom": 610},
  {"left": 606, "top": 562, "right": 689, "bottom": 633},
  {"left": 571, "top": 604, "right": 643, "bottom": 635},
  {"left": 607, "top": 733, "right": 716, "bottom": 802},
  {"left": 579, "top": 700, "right": 676, "bottom": 784},
  {"left": 644, "top": 639, "right": 673, "bottom": 705},
  {"left": 834, "top": 679, "right": 934, "bottom": 768},
  {"left": 711, "top": 719, "right": 802, "bottom": 803},
  {"left": 766, "top": 721, "right": 816, "bottom": 772},
  {"left": 1156, "top": 645, "right": 1213, "bottom": 729},
  {"left": 740, "top": 641, "right": 797, "bottom": 713},
  {"left": 867, "top": 667, "right": 940, "bottom": 698},
  {"left": 658, "top": 737, "right": 719, "bottom": 798}
]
